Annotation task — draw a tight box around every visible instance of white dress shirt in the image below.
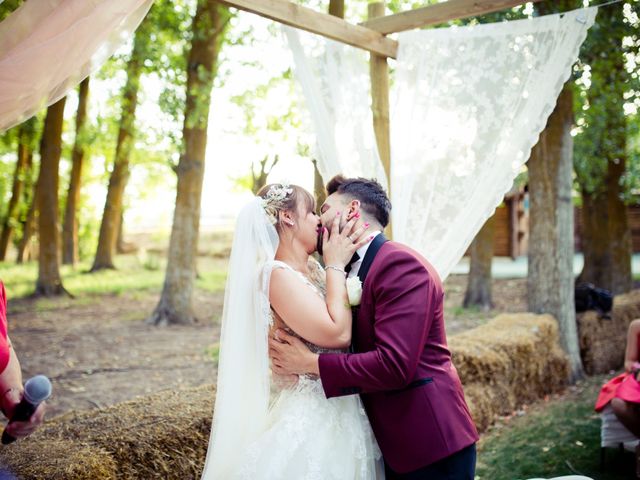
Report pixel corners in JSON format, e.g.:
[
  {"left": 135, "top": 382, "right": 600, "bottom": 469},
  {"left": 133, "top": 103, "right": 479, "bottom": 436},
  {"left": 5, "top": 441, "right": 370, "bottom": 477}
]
[{"left": 348, "top": 231, "right": 382, "bottom": 279}]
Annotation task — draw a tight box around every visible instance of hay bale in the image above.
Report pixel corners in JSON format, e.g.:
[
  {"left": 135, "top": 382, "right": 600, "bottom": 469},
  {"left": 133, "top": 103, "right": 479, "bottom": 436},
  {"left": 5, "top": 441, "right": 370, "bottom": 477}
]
[
  {"left": 0, "top": 384, "right": 215, "bottom": 479},
  {"left": 1, "top": 306, "right": 601, "bottom": 474},
  {"left": 0, "top": 439, "right": 116, "bottom": 479},
  {"left": 577, "top": 289, "right": 640, "bottom": 374},
  {"left": 450, "top": 313, "right": 569, "bottom": 432}
]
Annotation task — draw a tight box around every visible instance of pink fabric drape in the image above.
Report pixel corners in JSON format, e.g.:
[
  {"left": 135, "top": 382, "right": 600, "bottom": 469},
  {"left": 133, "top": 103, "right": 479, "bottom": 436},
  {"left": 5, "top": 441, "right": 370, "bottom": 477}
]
[{"left": 0, "top": 0, "right": 154, "bottom": 132}]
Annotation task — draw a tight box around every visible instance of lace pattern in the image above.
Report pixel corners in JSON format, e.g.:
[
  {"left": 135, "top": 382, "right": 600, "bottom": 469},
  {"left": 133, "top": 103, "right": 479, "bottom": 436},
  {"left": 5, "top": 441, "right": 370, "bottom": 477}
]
[
  {"left": 235, "top": 376, "right": 382, "bottom": 480},
  {"left": 266, "top": 258, "right": 345, "bottom": 356},
  {"left": 286, "top": 8, "right": 597, "bottom": 281},
  {"left": 230, "top": 257, "right": 383, "bottom": 479},
  {"left": 391, "top": 7, "right": 598, "bottom": 279}
]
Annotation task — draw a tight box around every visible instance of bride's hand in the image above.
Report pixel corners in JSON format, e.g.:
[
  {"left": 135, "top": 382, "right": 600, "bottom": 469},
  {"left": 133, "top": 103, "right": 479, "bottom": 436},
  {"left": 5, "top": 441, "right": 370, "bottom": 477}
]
[{"left": 322, "top": 211, "right": 371, "bottom": 268}]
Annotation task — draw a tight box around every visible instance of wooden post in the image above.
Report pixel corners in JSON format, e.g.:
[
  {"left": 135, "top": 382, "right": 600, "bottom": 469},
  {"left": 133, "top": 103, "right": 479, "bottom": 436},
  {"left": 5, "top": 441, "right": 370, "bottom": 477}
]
[
  {"left": 368, "top": 2, "right": 392, "bottom": 239},
  {"left": 309, "top": 0, "right": 347, "bottom": 208},
  {"left": 328, "top": 0, "right": 344, "bottom": 18}
]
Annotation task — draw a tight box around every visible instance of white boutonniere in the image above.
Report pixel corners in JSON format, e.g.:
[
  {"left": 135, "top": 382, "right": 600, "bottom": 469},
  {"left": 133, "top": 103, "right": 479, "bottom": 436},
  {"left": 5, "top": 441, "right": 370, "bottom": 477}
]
[{"left": 346, "top": 276, "right": 363, "bottom": 306}]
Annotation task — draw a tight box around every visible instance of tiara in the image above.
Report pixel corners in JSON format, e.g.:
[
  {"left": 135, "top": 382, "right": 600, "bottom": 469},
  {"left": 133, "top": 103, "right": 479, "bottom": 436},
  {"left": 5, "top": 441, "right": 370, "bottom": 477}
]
[{"left": 260, "top": 183, "right": 293, "bottom": 225}]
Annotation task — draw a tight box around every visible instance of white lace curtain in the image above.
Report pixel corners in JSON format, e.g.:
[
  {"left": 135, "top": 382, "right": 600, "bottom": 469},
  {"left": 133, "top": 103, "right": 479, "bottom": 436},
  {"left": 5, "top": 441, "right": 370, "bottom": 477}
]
[
  {"left": 284, "top": 27, "right": 388, "bottom": 187},
  {"left": 287, "top": 7, "right": 597, "bottom": 279},
  {"left": 0, "top": 0, "right": 154, "bottom": 132}
]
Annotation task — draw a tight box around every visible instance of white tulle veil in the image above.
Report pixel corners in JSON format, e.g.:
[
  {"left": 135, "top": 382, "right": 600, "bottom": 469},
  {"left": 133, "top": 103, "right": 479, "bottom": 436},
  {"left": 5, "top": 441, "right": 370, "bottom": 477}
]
[{"left": 201, "top": 197, "right": 279, "bottom": 479}]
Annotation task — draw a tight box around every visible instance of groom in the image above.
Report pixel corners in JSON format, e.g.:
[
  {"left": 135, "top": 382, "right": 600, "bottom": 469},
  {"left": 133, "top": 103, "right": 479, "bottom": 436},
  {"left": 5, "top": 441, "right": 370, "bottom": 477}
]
[{"left": 269, "top": 175, "right": 479, "bottom": 479}]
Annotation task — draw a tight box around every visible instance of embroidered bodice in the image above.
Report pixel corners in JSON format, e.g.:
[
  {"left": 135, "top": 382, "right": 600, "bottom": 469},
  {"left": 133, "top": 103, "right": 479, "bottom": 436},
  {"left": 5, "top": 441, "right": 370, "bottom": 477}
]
[{"left": 267, "top": 258, "right": 346, "bottom": 356}]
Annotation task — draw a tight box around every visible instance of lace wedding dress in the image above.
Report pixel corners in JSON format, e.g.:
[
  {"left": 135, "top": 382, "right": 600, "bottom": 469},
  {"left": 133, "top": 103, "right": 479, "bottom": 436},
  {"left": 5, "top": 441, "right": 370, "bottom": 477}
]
[{"left": 227, "top": 259, "right": 384, "bottom": 480}]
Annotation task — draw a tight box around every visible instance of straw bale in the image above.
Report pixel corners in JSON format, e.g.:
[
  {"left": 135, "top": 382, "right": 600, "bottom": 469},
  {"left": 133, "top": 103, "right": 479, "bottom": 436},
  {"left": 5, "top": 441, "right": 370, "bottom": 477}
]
[
  {"left": 0, "top": 439, "right": 116, "bottom": 479},
  {"left": 577, "top": 289, "right": 640, "bottom": 374},
  {"left": 0, "top": 308, "right": 593, "bottom": 474},
  {"left": 0, "top": 384, "right": 215, "bottom": 479},
  {"left": 450, "top": 313, "right": 569, "bottom": 432}
]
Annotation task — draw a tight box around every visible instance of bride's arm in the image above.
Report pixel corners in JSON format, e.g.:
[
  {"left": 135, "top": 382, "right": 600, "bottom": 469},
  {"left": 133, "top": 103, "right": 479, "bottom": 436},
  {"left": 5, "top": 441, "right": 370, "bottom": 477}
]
[
  {"left": 270, "top": 267, "right": 351, "bottom": 348},
  {"left": 270, "top": 215, "right": 370, "bottom": 349}
]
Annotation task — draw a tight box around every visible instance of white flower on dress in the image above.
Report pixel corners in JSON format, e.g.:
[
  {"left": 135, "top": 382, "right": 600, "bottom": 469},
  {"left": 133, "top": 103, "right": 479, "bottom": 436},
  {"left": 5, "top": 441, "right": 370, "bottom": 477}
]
[{"left": 346, "top": 276, "right": 363, "bottom": 306}]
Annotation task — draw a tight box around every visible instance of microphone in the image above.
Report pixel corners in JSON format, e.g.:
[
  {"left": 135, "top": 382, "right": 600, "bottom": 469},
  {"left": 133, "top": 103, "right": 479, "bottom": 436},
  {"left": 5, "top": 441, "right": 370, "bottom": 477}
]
[{"left": 1, "top": 375, "right": 51, "bottom": 444}]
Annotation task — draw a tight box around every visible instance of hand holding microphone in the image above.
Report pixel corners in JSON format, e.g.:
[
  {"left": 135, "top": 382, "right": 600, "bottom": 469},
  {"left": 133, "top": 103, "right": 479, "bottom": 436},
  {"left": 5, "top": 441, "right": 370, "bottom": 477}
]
[{"left": 1, "top": 375, "right": 51, "bottom": 444}]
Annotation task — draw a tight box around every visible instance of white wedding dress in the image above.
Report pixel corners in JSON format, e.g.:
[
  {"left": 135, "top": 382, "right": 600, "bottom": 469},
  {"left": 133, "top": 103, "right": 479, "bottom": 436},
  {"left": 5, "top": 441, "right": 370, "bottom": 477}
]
[
  {"left": 226, "top": 259, "right": 383, "bottom": 479},
  {"left": 202, "top": 199, "right": 382, "bottom": 479}
]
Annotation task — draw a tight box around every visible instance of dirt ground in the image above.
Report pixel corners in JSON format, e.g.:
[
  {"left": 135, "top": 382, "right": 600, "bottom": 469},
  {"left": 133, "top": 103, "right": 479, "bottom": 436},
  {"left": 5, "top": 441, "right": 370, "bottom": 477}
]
[
  {"left": 8, "top": 274, "right": 527, "bottom": 419},
  {"left": 9, "top": 290, "right": 222, "bottom": 418}
]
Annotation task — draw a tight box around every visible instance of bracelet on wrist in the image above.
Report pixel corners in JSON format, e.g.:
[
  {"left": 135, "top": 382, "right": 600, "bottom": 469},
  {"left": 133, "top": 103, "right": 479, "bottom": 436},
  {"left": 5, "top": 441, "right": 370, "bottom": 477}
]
[{"left": 324, "top": 265, "right": 346, "bottom": 276}]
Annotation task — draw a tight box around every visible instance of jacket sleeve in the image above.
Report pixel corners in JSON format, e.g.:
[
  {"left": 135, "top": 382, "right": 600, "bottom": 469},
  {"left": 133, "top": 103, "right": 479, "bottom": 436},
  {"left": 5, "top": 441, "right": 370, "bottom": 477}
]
[
  {"left": 318, "top": 250, "right": 436, "bottom": 398},
  {"left": 0, "top": 282, "right": 10, "bottom": 374}
]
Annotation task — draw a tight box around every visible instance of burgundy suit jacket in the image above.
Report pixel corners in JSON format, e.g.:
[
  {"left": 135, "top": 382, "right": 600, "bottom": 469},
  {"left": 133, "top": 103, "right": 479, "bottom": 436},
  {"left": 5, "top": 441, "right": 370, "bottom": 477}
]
[{"left": 318, "top": 238, "right": 479, "bottom": 473}]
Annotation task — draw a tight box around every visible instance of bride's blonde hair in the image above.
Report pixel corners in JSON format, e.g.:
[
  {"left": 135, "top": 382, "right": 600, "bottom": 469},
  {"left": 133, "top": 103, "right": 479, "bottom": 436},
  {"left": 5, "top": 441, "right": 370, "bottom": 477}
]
[{"left": 257, "top": 183, "right": 315, "bottom": 232}]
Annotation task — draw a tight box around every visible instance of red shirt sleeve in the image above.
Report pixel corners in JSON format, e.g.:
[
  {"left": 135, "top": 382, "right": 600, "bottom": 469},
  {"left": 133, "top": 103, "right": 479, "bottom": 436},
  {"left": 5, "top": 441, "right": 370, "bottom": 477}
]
[{"left": 0, "top": 282, "right": 11, "bottom": 374}]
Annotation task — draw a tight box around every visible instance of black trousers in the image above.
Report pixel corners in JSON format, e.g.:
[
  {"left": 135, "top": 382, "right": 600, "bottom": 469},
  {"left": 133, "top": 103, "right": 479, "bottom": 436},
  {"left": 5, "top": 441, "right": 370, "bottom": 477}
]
[{"left": 384, "top": 443, "right": 476, "bottom": 480}]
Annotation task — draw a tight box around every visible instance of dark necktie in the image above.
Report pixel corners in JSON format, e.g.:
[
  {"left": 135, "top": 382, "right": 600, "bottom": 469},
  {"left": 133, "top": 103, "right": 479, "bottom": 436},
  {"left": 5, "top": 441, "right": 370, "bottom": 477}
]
[{"left": 344, "top": 252, "right": 360, "bottom": 275}]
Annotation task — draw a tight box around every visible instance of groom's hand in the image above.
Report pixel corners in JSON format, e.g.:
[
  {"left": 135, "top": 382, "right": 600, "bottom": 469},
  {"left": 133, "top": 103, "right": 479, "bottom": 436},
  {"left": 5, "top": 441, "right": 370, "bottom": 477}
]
[{"left": 269, "top": 329, "right": 320, "bottom": 376}]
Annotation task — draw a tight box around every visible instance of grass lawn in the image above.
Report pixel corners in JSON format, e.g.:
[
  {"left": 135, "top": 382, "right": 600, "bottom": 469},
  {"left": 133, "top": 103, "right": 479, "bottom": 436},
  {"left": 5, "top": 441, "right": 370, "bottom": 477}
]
[
  {"left": 477, "top": 374, "right": 635, "bottom": 480},
  {"left": 0, "top": 254, "right": 228, "bottom": 299}
]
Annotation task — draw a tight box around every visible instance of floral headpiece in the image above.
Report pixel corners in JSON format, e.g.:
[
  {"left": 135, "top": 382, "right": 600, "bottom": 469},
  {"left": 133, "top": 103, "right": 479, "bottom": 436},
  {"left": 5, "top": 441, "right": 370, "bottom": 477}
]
[{"left": 260, "top": 183, "right": 293, "bottom": 225}]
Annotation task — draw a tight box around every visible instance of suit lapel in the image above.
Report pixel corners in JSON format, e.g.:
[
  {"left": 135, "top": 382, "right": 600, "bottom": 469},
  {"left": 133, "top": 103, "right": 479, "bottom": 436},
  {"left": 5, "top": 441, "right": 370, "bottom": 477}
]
[
  {"left": 357, "top": 234, "right": 388, "bottom": 284},
  {"left": 350, "top": 234, "right": 387, "bottom": 353}
]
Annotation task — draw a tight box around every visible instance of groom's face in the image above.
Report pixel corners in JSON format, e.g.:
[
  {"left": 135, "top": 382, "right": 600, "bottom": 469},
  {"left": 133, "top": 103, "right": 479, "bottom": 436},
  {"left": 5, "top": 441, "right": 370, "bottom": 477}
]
[
  {"left": 317, "top": 193, "right": 361, "bottom": 255},
  {"left": 318, "top": 193, "right": 351, "bottom": 231}
]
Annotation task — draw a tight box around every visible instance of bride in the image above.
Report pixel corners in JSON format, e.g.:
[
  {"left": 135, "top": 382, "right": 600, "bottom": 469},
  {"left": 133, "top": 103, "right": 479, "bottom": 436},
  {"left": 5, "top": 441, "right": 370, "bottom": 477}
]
[{"left": 201, "top": 183, "right": 384, "bottom": 479}]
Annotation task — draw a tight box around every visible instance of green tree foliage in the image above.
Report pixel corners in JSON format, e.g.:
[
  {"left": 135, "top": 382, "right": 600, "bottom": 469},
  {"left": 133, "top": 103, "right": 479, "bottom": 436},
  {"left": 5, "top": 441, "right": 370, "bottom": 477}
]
[
  {"left": 574, "top": 0, "right": 640, "bottom": 200},
  {"left": 0, "top": 0, "right": 22, "bottom": 21}
]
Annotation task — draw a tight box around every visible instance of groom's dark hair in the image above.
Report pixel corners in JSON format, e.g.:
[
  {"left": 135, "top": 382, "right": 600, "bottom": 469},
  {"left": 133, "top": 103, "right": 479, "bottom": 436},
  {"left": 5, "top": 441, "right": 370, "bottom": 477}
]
[{"left": 326, "top": 175, "right": 391, "bottom": 228}]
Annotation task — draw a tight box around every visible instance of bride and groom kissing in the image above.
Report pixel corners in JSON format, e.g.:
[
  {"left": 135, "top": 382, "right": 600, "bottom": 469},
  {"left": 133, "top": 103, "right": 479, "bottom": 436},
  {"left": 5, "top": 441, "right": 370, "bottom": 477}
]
[{"left": 201, "top": 175, "right": 479, "bottom": 480}]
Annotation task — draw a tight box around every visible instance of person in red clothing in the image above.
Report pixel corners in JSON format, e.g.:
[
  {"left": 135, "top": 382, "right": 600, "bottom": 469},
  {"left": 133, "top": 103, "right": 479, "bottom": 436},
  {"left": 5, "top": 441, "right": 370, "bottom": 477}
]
[
  {"left": 596, "top": 319, "right": 640, "bottom": 435},
  {"left": 0, "top": 281, "right": 46, "bottom": 440}
]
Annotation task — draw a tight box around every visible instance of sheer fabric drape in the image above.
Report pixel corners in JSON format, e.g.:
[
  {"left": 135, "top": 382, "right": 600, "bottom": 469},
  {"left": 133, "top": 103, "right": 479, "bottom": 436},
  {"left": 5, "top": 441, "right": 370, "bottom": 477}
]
[
  {"left": 202, "top": 198, "right": 279, "bottom": 478},
  {"left": 284, "top": 26, "right": 388, "bottom": 187},
  {"left": 0, "top": 0, "right": 154, "bottom": 132},
  {"left": 287, "top": 8, "right": 597, "bottom": 279}
]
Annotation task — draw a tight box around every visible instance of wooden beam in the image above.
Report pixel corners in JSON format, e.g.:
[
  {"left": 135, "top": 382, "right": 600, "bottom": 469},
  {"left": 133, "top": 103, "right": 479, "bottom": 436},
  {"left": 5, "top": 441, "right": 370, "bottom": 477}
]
[
  {"left": 368, "top": 2, "right": 393, "bottom": 240},
  {"left": 361, "top": 0, "right": 543, "bottom": 35},
  {"left": 217, "top": 0, "right": 398, "bottom": 58}
]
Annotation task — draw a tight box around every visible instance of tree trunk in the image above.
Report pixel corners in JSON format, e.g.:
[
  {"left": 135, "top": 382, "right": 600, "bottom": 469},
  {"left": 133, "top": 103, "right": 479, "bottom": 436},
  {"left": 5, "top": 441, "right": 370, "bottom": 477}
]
[
  {"left": 464, "top": 214, "right": 495, "bottom": 310},
  {"left": 148, "top": 1, "right": 230, "bottom": 325},
  {"left": 0, "top": 121, "right": 34, "bottom": 260},
  {"left": 16, "top": 191, "right": 36, "bottom": 264},
  {"left": 577, "top": 189, "right": 611, "bottom": 287},
  {"left": 250, "top": 155, "right": 278, "bottom": 194},
  {"left": 116, "top": 209, "right": 127, "bottom": 254},
  {"left": 607, "top": 153, "right": 632, "bottom": 294},
  {"left": 576, "top": 2, "right": 632, "bottom": 294},
  {"left": 62, "top": 77, "right": 90, "bottom": 266},
  {"left": 528, "top": 85, "right": 583, "bottom": 382},
  {"left": 16, "top": 160, "right": 38, "bottom": 265},
  {"left": 35, "top": 98, "right": 68, "bottom": 296},
  {"left": 602, "top": 6, "right": 632, "bottom": 295},
  {"left": 91, "top": 25, "right": 147, "bottom": 271}
]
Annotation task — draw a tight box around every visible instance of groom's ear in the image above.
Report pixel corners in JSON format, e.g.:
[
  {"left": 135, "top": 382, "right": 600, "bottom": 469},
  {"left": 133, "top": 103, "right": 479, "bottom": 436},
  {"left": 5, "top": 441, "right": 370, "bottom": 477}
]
[{"left": 348, "top": 199, "right": 361, "bottom": 218}]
